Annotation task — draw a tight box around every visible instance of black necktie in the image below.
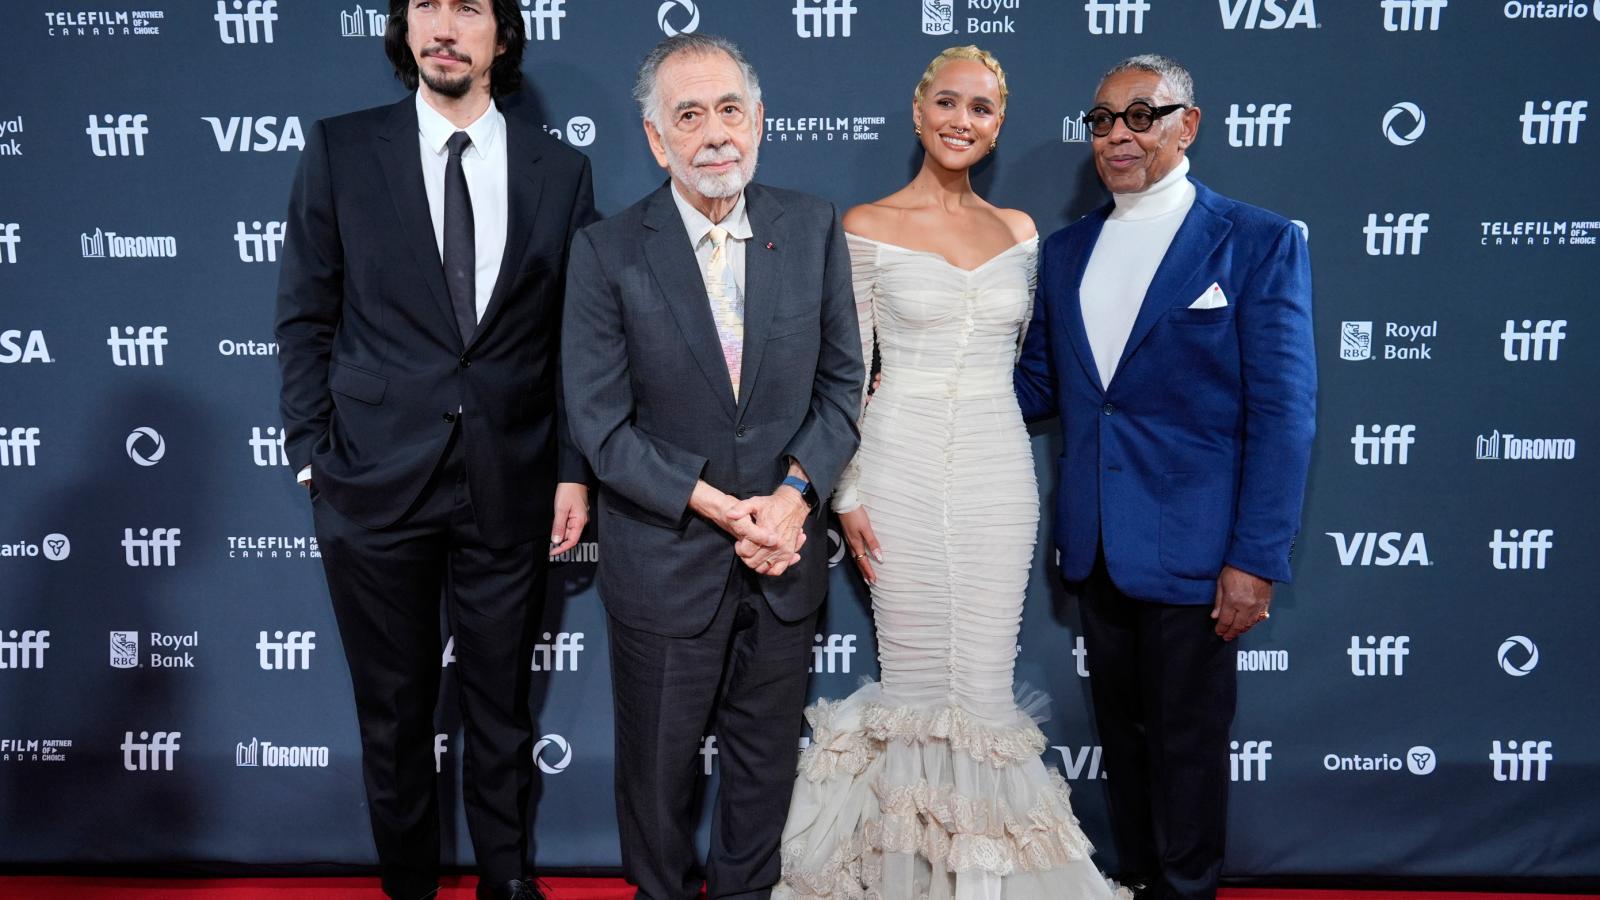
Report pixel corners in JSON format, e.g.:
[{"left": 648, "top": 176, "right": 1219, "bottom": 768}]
[{"left": 444, "top": 130, "right": 476, "bottom": 346}]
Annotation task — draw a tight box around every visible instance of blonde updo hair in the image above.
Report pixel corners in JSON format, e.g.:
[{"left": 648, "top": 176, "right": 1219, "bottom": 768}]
[{"left": 912, "top": 45, "right": 1008, "bottom": 115}]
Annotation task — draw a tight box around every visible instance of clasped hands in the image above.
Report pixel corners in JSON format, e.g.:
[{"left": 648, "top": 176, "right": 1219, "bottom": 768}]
[{"left": 691, "top": 480, "right": 810, "bottom": 577}]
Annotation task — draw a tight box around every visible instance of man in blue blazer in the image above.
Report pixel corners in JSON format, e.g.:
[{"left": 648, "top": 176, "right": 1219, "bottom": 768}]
[{"left": 1016, "top": 55, "right": 1315, "bottom": 900}]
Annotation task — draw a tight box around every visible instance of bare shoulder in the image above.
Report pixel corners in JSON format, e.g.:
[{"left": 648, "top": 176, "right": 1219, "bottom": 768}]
[
  {"left": 842, "top": 200, "right": 901, "bottom": 242},
  {"left": 993, "top": 207, "right": 1039, "bottom": 243}
]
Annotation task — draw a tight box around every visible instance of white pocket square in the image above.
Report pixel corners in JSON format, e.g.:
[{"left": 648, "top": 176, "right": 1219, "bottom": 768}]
[{"left": 1189, "top": 282, "right": 1229, "bottom": 310}]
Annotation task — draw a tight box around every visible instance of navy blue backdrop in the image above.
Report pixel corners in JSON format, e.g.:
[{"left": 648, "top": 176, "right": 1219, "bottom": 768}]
[{"left": 3, "top": 0, "right": 1598, "bottom": 883}]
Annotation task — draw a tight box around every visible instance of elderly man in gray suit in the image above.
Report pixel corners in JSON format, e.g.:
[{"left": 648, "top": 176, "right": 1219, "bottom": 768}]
[{"left": 561, "top": 33, "right": 862, "bottom": 900}]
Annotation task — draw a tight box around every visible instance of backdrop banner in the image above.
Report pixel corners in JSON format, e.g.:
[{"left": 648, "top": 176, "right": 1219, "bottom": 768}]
[{"left": 2, "top": 0, "right": 1597, "bottom": 881}]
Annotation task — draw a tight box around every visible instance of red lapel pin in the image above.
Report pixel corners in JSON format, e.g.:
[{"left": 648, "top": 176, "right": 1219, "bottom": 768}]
[{"left": 765, "top": 241, "right": 775, "bottom": 250}]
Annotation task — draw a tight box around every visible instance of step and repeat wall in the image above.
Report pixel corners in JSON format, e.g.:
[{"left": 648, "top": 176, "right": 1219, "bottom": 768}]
[{"left": 3, "top": 0, "right": 1597, "bottom": 882}]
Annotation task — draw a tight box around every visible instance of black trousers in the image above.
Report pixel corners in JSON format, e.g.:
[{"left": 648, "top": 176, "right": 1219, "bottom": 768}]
[
  {"left": 1077, "top": 550, "right": 1238, "bottom": 900},
  {"left": 313, "top": 435, "right": 545, "bottom": 900},
  {"left": 607, "top": 564, "right": 818, "bottom": 900}
]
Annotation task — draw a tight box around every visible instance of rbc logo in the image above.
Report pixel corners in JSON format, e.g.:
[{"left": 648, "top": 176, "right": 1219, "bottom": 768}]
[
  {"left": 1218, "top": 0, "right": 1317, "bottom": 29},
  {"left": 922, "top": 0, "right": 955, "bottom": 35},
  {"left": 1339, "top": 321, "right": 1373, "bottom": 360},
  {"left": 1348, "top": 635, "right": 1409, "bottom": 676},
  {"left": 1350, "top": 424, "right": 1415, "bottom": 465},
  {"left": 794, "top": 0, "right": 856, "bottom": 38},
  {"left": 521, "top": 0, "right": 565, "bottom": 40},
  {"left": 0, "top": 223, "right": 18, "bottom": 263},
  {"left": 107, "top": 326, "right": 168, "bottom": 367},
  {"left": 1501, "top": 320, "right": 1566, "bottom": 362},
  {"left": 235, "top": 221, "right": 286, "bottom": 263},
  {"left": 1363, "top": 212, "right": 1428, "bottom": 255},
  {"left": 0, "top": 428, "right": 41, "bottom": 468},
  {"left": 122, "top": 731, "right": 181, "bottom": 771},
  {"left": 1085, "top": 0, "right": 1150, "bottom": 34},
  {"left": 1230, "top": 740, "right": 1272, "bottom": 781},
  {"left": 1489, "top": 529, "right": 1553, "bottom": 570},
  {"left": 215, "top": 0, "right": 277, "bottom": 43},
  {"left": 1382, "top": 0, "right": 1446, "bottom": 31},
  {"left": 86, "top": 114, "right": 149, "bottom": 157}
]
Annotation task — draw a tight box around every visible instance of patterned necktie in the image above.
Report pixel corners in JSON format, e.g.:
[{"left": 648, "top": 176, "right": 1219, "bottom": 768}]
[
  {"left": 704, "top": 225, "right": 744, "bottom": 400},
  {"left": 443, "top": 131, "right": 476, "bottom": 346}
]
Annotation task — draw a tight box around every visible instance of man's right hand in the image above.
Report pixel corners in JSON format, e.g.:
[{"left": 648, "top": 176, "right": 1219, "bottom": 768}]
[{"left": 689, "top": 481, "right": 780, "bottom": 548}]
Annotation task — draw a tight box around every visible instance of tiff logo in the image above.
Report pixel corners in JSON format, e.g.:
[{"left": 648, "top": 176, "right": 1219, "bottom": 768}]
[
  {"left": 0, "top": 427, "right": 41, "bottom": 467},
  {"left": 1349, "top": 635, "right": 1409, "bottom": 676},
  {"left": 700, "top": 735, "right": 719, "bottom": 774},
  {"left": 216, "top": 0, "right": 278, "bottom": 43},
  {"left": 122, "top": 731, "right": 181, "bottom": 771},
  {"left": 1230, "top": 739, "right": 1272, "bottom": 781},
  {"left": 0, "top": 630, "right": 50, "bottom": 669},
  {"left": 1054, "top": 745, "right": 1107, "bottom": 780},
  {"left": 1326, "top": 531, "right": 1431, "bottom": 567},
  {"left": 1226, "top": 103, "right": 1292, "bottom": 147},
  {"left": 340, "top": 4, "right": 388, "bottom": 36},
  {"left": 123, "top": 527, "right": 182, "bottom": 567},
  {"left": 250, "top": 427, "right": 288, "bottom": 467},
  {"left": 1351, "top": 424, "right": 1415, "bottom": 465},
  {"left": 1489, "top": 529, "right": 1553, "bottom": 571},
  {"left": 531, "top": 631, "right": 584, "bottom": 672},
  {"left": 1501, "top": 319, "right": 1566, "bottom": 362},
  {"left": 434, "top": 733, "right": 449, "bottom": 773},
  {"left": 1218, "top": 0, "right": 1318, "bottom": 29},
  {"left": 257, "top": 630, "right": 315, "bottom": 670},
  {"left": 0, "top": 223, "right": 18, "bottom": 264},
  {"left": 107, "top": 326, "right": 168, "bottom": 366},
  {"left": 86, "top": 114, "right": 149, "bottom": 157},
  {"left": 1072, "top": 634, "right": 1090, "bottom": 677},
  {"left": 235, "top": 221, "right": 286, "bottom": 263},
  {"left": 809, "top": 633, "right": 857, "bottom": 674},
  {"left": 794, "top": 0, "right": 855, "bottom": 37},
  {"left": 1086, "top": 0, "right": 1150, "bottom": 34},
  {"left": 1363, "top": 212, "right": 1429, "bottom": 255},
  {"left": 1521, "top": 100, "right": 1587, "bottom": 145},
  {"left": 1490, "top": 740, "right": 1552, "bottom": 782},
  {"left": 522, "top": 0, "right": 565, "bottom": 40},
  {"left": 1381, "top": 0, "right": 1446, "bottom": 31}
]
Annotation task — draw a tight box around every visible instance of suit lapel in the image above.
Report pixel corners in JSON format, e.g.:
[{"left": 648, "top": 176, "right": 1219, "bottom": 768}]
[
  {"left": 734, "top": 184, "right": 785, "bottom": 422},
  {"left": 1064, "top": 206, "right": 1110, "bottom": 394},
  {"left": 1111, "top": 183, "right": 1232, "bottom": 379},
  {"left": 375, "top": 97, "right": 458, "bottom": 348},
  {"left": 642, "top": 184, "right": 739, "bottom": 420},
  {"left": 469, "top": 111, "right": 545, "bottom": 350}
]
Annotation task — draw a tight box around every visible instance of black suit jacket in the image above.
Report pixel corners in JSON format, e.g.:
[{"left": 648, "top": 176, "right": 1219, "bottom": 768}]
[
  {"left": 562, "top": 183, "right": 863, "bottom": 637},
  {"left": 276, "top": 95, "right": 595, "bottom": 547}
]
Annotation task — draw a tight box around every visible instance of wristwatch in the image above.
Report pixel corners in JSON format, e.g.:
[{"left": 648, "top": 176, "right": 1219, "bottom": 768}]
[{"left": 780, "top": 474, "right": 819, "bottom": 511}]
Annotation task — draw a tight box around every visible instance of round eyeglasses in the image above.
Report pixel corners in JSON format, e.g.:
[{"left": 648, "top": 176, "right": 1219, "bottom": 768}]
[{"left": 1080, "top": 103, "right": 1188, "bottom": 137}]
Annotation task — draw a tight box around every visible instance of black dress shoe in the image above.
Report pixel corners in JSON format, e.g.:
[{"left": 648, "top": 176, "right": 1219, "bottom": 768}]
[{"left": 478, "top": 878, "right": 545, "bottom": 900}]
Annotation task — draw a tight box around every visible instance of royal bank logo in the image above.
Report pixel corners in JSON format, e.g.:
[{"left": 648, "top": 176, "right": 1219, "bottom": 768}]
[
  {"left": 147, "top": 631, "right": 198, "bottom": 668},
  {"left": 1498, "top": 635, "right": 1539, "bottom": 676},
  {"left": 215, "top": 0, "right": 277, "bottom": 44},
  {"left": 1340, "top": 321, "right": 1373, "bottom": 360},
  {"left": 0, "top": 223, "right": 17, "bottom": 263},
  {"left": 1324, "top": 746, "right": 1435, "bottom": 775},
  {"left": 257, "top": 630, "right": 315, "bottom": 670},
  {"left": 1348, "top": 635, "right": 1408, "bottom": 676},
  {"left": 1476, "top": 430, "right": 1576, "bottom": 461},
  {"left": 1491, "top": 740, "right": 1552, "bottom": 782},
  {"left": 123, "top": 527, "right": 182, "bottom": 567},
  {"left": 1351, "top": 424, "right": 1415, "bottom": 465},
  {"left": 340, "top": 4, "right": 387, "bottom": 36},
  {"left": 108, "top": 326, "right": 167, "bottom": 367},
  {"left": 1501, "top": 319, "right": 1566, "bottom": 361},
  {"left": 1230, "top": 739, "right": 1272, "bottom": 781},
  {"left": 1238, "top": 648, "right": 1289, "bottom": 672},
  {"left": 0, "top": 630, "right": 50, "bottom": 669},
  {"left": 1489, "top": 528, "right": 1553, "bottom": 570},
  {"left": 236, "top": 737, "right": 330, "bottom": 767},
  {"left": 534, "top": 733, "right": 572, "bottom": 774},
  {"left": 122, "top": 731, "right": 181, "bottom": 771},
  {"left": 1364, "top": 212, "right": 1428, "bottom": 255},
  {"left": 1062, "top": 112, "right": 1089, "bottom": 143},
  {"left": 658, "top": 0, "right": 699, "bottom": 36},
  {"left": 235, "top": 221, "right": 286, "bottom": 263},
  {"left": 86, "top": 114, "right": 149, "bottom": 157},
  {"left": 522, "top": 0, "right": 566, "bottom": 40},
  {"left": 0, "top": 116, "right": 24, "bottom": 157},
  {"left": 1219, "top": 0, "right": 1317, "bottom": 29},
  {"left": 1521, "top": 100, "right": 1587, "bottom": 145},
  {"left": 1381, "top": 0, "right": 1446, "bottom": 30},
  {"left": 530, "top": 632, "right": 584, "bottom": 672},
  {"left": 0, "top": 427, "right": 40, "bottom": 468},
  {"left": 110, "top": 631, "right": 140, "bottom": 668},
  {"left": 1339, "top": 320, "right": 1434, "bottom": 361},
  {"left": 794, "top": 0, "right": 856, "bottom": 37},
  {"left": 922, "top": 0, "right": 955, "bottom": 34},
  {"left": 1226, "top": 103, "right": 1292, "bottom": 147},
  {"left": 809, "top": 633, "right": 857, "bottom": 674},
  {"left": 1086, "top": 0, "right": 1149, "bottom": 33},
  {"left": 0, "top": 330, "right": 51, "bottom": 363},
  {"left": 226, "top": 535, "right": 320, "bottom": 560},
  {"left": 203, "top": 116, "right": 304, "bottom": 152},
  {"left": 1326, "top": 531, "right": 1430, "bottom": 567},
  {"left": 250, "top": 427, "right": 288, "bottom": 467},
  {"left": 45, "top": 9, "right": 165, "bottom": 38},
  {"left": 81, "top": 227, "right": 177, "bottom": 259},
  {"left": 126, "top": 427, "right": 166, "bottom": 467},
  {"left": 1383, "top": 101, "right": 1425, "bottom": 145},
  {"left": 1480, "top": 219, "right": 1597, "bottom": 247},
  {"left": 1053, "top": 745, "right": 1107, "bottom": 780}
]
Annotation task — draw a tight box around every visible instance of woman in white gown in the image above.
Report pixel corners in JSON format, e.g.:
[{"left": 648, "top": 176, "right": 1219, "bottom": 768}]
[{"left": 776, "top": 48, "right": 1125, "bottom": 900}]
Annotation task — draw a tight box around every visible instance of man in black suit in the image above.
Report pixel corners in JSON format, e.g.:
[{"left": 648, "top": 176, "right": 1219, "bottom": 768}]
[
  {"left": 275, "top": 2, "right": 594, "bottom": 898},
  {"left": 562, "top": 33, "right": 862, "bottom": 900}
]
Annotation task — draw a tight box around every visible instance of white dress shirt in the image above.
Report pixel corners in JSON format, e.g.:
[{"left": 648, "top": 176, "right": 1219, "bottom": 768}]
[
  {"left": 671, "top": 182, "right": 751, "bottom": 295},
  {"left": 416, "top": 91, "right": 509, "bottom": 323},
  {"left": 1080, "top": 155, "right": 1196, "bottom": 389}
]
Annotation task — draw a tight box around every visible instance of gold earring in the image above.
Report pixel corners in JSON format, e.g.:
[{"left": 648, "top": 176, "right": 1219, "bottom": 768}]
[
  {"left": 990, "top": 139, "right": 998, "bottom": 150},
  {"left": 915, "top": 125, "right": 923, "bottom": 136}
]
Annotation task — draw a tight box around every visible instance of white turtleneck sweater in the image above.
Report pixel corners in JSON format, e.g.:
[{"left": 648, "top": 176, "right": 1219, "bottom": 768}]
[{"left": 1080, "top": 155, "right": 1196, "bottom": 389}]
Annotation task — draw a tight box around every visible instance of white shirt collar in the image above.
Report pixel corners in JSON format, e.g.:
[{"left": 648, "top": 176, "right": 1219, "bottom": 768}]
[
  {"left": 670, "top": 181, "right": 753, "bottom": 247},
  {"left": 1110, "top": 155, "right": 1194, "bottom": 221},
  {"left": 415, "top": 91, "right": 503, "bottom": 158}
]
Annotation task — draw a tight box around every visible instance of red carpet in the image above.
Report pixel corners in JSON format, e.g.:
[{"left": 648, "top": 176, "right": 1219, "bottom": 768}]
[{"left": 0, "top": 878, "right": 1590, "bottom": 900}]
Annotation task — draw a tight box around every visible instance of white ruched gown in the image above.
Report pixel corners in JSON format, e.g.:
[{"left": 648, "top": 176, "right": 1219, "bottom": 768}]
[{"left": 775, "top": 234, "right": 1125, "bottom": 900}]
